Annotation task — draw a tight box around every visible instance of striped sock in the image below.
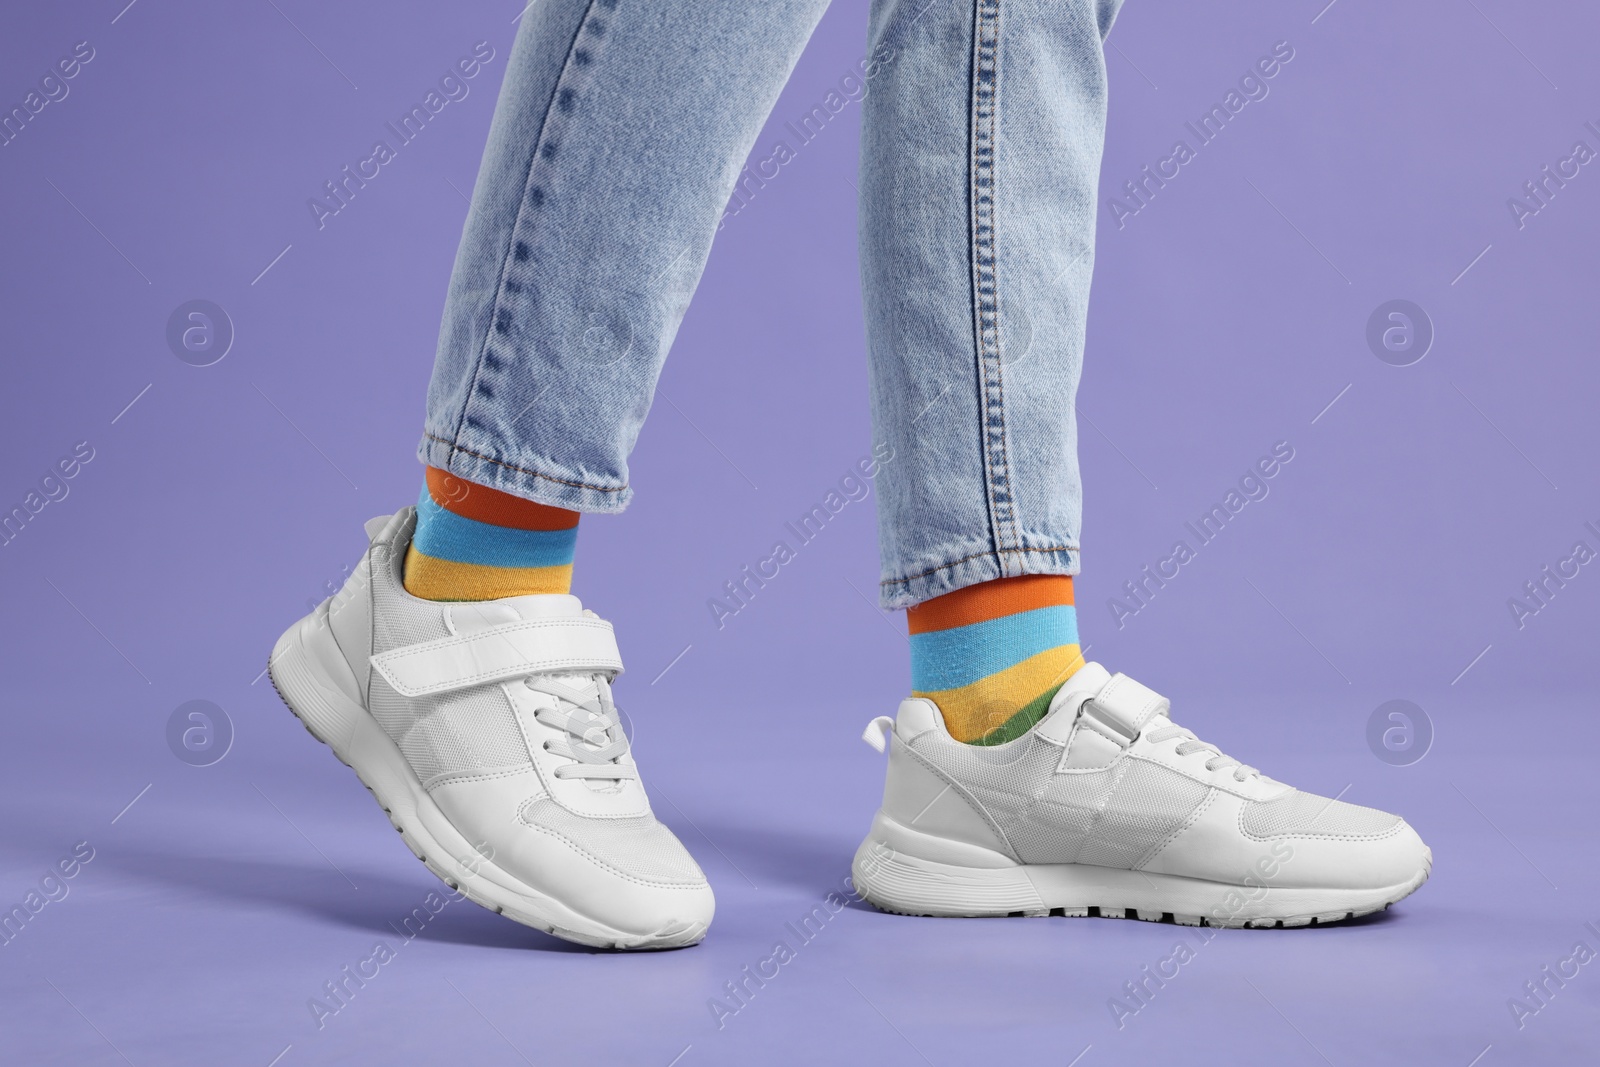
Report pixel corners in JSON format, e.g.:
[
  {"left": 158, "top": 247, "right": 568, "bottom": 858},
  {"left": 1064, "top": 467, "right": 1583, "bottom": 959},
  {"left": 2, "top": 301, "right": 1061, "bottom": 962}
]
[
  {"left": 907, "top": 575, "right": 1084, "bottom": 745},
  {"left": 402, "top": 467, "right": 579, "bottom": 602}
]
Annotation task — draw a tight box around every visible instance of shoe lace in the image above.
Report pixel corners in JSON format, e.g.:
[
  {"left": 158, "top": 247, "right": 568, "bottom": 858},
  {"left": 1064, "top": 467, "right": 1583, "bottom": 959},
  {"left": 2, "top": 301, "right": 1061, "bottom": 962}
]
[
  {"left": 1143, "top": 716, "right": 1258, "bottom": 782},
  {"left": 522, "top": 675, "right": 636, "bottom": 781}
]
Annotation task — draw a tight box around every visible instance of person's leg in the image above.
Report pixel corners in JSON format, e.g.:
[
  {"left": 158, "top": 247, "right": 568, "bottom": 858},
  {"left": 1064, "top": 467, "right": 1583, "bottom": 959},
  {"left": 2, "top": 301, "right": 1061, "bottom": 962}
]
[
  {"left": 862, "top": 0, "right": 1123, "bottom": 743},
  {"left": 403, "top": 467, "right": 579, "bottom": 600},
  {"left": 421, "top": 0, "right": 830, "bottom": 511},
  {"left": 907, "top": 573, "right": 1081, "bottom": 744},
  {"left": 273, "top": 0, "right": 831, "bottom": 950},
  {"left": 404, "top": 0, "right": 831, "bottom": 604},
  {"left": 849, "top": 2, "right": 1431, "bottom": 927}
]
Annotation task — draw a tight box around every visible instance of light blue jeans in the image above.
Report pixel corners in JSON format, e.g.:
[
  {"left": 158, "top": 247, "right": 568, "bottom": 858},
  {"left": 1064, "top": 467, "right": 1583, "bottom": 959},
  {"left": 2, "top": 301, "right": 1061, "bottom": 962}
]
[{"left": 422, "top": 0, "right": 1123, "bottom": 608}]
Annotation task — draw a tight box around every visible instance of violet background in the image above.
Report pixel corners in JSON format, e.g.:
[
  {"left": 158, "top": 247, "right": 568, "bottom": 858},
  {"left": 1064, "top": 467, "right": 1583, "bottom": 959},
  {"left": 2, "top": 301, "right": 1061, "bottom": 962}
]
[{"left": 2, "top": 0, "right": 1597, "bottom": 1063}]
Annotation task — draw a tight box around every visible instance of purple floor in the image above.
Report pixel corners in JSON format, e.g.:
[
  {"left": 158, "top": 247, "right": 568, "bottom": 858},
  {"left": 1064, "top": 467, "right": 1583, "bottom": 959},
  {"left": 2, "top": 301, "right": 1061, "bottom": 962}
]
[
  {"left": 4, "top": 0, "right": 1599, "bottom": 1063},
  {"left": 4, "top": 687, "right": 1597, "bottom": 1065}
]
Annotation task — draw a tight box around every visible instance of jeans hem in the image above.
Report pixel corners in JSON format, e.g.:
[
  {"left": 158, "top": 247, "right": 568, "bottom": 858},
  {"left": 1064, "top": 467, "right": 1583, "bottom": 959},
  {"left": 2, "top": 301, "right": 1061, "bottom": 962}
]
[
  {"left": 418, "top": 433, "right": 632, "bottom": 513},
  {"left": 879, "top": 543, "right": 1079, "bottom": 610}
]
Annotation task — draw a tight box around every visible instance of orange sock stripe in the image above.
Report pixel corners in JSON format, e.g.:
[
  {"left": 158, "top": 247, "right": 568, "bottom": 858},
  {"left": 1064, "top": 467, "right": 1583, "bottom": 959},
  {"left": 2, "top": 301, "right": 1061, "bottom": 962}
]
[
  {"left": 424, "top": 466, "right": 580, "bottom": 530},
  {"left": 906, "top": 574, "right": 1075, "bottom": 635}
]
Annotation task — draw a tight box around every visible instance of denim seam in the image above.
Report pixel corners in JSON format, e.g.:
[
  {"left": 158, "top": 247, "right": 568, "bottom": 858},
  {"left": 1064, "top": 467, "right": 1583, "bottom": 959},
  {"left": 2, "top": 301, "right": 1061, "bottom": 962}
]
[
  {"left": 446, "top": 0, "right": 613, "bottom": 461},
  {"left": 425, "top": 433, "right": 628, "bottom": 494},
  {"left": 880, "top": 544, "right": 1078, "bottom": 588},
  {"left": 968, "top": 0, "right": 1023, "bottom": 573}
]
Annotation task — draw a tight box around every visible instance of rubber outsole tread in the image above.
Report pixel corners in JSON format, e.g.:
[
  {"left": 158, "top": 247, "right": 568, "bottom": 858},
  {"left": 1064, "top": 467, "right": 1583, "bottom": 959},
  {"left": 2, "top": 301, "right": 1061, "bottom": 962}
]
[
  {"left": 856, "top": 872, "right": 1422, "bottom": 928},
  {"left": 854, "top": 829, "right": 1430, "bottom": 928},
  {"left": 861, "top": 900, "right": 1393, "bottom": 927}
]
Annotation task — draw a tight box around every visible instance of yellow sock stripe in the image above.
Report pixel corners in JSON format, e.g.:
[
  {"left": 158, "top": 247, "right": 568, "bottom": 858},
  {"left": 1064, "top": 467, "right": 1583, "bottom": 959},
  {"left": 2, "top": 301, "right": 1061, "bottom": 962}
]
[
  {"left": 403, "top": 545, "right": 573, "bottom": 601},
  {"left": 916, "top": 644, "right": 1085, "bottom": 743}
]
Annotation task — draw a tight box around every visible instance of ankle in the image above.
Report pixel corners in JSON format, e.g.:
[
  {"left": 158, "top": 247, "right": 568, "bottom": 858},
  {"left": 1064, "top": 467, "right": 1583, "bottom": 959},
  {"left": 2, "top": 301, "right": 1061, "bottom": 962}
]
[
  {"left": 403, "top": 467, "right": 580, "bottom": 601},
  {"left": 907, "top": 574, "right": 1082, "bottom": 745}
]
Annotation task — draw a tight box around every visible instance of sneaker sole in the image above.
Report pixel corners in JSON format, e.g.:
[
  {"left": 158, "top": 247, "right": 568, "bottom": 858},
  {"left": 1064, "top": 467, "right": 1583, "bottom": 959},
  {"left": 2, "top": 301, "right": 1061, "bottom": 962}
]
[
  {"left": 851, "top": 811, "right": 1431, "bottom": 928},
  {"left": 267, "top": 611, "right": 708, "bottom": 951}
]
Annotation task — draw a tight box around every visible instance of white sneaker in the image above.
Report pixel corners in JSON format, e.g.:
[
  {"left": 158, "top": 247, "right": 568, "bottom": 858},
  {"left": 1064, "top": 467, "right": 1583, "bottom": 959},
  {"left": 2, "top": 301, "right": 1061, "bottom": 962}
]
[
  {"left": 852, "top": 664, "right": 1430, "bottom": 927},
  {"left": 268, "top": 508, "right": 713, "bottom": 949}
]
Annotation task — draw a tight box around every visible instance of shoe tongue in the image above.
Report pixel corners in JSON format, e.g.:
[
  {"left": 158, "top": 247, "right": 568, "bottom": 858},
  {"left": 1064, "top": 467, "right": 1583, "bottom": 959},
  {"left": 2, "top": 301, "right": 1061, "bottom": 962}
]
[{"left": 447, "top": 593, "right": 585, "bottom": 635}]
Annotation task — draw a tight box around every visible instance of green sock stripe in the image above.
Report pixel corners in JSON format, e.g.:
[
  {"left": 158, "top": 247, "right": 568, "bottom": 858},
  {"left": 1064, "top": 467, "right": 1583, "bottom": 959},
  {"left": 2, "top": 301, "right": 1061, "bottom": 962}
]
[{"left": 968, "top": 682, "right": 1067, "bottom": 747}]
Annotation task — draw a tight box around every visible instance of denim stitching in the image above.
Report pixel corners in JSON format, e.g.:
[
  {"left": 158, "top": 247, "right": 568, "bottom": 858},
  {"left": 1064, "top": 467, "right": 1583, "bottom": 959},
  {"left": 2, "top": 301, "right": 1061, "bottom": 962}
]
[
  {"left": 425, "top": 433, "right": 627, "bottom": 494},
  {"left": 880, "top": 543, "right": 1078, "bottom": 588},
  {"left": 447, "top": 0, "right": 618, "bottom": 464},
  {"left": 969, "top": 0, "right": 1022, "bottom": 573}
]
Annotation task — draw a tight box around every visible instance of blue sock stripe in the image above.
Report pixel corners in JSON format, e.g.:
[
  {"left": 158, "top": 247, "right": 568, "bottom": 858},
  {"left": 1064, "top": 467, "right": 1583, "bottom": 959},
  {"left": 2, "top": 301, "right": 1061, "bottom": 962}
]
[
  {"left": 412, "top": 491, "right": 578, "bottom": 569},
  {"left": 908, "top": 605, "right": 1080, "bottom": 692}
]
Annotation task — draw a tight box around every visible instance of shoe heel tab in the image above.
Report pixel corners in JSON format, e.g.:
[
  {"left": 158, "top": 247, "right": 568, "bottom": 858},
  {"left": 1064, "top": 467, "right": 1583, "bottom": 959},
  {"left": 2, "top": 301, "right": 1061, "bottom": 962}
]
[
  {"left": 860, "top": 698, "right": 941, "bottom": 754},
  {"left": 861, "top": 715, "right": 895, "bottom": 753}
]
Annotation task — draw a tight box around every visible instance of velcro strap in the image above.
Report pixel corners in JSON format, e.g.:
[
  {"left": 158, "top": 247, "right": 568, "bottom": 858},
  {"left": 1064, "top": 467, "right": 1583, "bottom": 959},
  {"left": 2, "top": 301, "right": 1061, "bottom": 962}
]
[
  {"left": 1083, "top": 673, "right": 1169, "bottom": 744},
  {"left": 370, "top": 618, "right": 623, "bottom": 698}
]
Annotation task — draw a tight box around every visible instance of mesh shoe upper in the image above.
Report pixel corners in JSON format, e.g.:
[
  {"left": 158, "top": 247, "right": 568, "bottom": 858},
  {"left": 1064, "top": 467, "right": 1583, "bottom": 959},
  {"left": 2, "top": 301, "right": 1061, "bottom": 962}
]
[
  {"left": 900, "top": 664, "right": 1415, "bottom": 876},
  {"left": 910, "top": 733, "right": 1215, "bottom": 868},
  {"left": 520, "top": 798, "right": 707, "bottom": 885},
  {"left": 364, "top": 519, "right": 534, "bottom": 785},
  {"left": 353, "top": 509, "right": 707, "bottom": 891},
  {"left": 1240, "top": 790, "right": 1402, "bottom": 839}
]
